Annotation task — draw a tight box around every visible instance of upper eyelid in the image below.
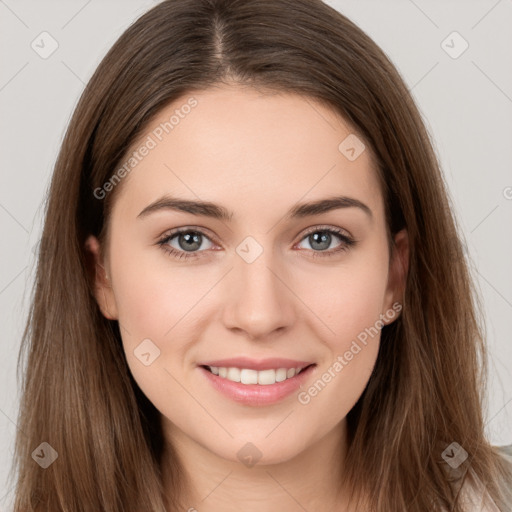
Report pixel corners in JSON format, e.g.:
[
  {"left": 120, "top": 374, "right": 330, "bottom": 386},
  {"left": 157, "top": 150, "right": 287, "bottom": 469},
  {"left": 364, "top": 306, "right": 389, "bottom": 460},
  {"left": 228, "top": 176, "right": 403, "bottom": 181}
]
[
  {"left": 158, "top": 225, "right": 219, "bottom": 245},
  {"left": 300, "top": 224, "right": 351, "bottom": 237}
]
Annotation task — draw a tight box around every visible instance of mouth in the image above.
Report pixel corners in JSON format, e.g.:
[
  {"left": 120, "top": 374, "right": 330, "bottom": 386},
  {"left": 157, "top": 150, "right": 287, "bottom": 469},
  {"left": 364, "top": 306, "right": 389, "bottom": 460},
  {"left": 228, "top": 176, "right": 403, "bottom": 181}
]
[
  {"left": 200, "top": 364, "right": 315, "bottom": 385},
  {"left": 197, "top": 362, "right": 317, "bottom": 406}
]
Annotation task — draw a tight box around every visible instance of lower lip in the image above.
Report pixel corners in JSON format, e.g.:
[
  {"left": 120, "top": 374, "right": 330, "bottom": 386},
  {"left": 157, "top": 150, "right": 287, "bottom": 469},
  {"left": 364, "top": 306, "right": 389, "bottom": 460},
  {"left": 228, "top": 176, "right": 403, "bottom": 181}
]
[{"left": 198, "top": 365, "right": 316, "bottom": 406}]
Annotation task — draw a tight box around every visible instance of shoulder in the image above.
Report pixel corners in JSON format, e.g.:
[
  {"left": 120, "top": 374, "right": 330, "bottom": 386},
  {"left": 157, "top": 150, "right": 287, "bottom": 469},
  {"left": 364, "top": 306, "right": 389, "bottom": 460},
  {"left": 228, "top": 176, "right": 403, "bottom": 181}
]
[{"left": 458, "top": 445, "right": 512, "bottom": 512}]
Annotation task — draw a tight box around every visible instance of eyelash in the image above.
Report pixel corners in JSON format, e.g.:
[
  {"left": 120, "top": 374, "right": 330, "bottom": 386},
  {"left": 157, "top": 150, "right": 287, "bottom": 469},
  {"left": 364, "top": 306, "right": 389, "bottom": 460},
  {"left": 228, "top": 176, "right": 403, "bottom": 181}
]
[{"left": 157, "top": 225, "right": 356, "bottom": 261}]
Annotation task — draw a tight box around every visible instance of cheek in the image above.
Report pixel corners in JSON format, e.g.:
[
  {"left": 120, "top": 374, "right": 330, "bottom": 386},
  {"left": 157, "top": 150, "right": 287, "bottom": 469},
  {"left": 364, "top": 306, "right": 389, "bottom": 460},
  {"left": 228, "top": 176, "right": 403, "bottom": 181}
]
[
  {"left": 295, "top": 277, "right": 386, "bottom": 426},
  {"left": 109, "top": 238, "right": 205, "bottom": 341},
  {"left": 292, "top": 246, "right": 389, "bottom": 413},
  {"left": 110, "top": 256, "right": 202, "bottom": 424},
  {"left": 295, "top": 243, "right": 390, "bottom": 347},
  {"left": 297, "top": 342, "right": 379, "bottom": 432},
  {"left": 107, "top": 241, "right": 202, "bottom": 394}
]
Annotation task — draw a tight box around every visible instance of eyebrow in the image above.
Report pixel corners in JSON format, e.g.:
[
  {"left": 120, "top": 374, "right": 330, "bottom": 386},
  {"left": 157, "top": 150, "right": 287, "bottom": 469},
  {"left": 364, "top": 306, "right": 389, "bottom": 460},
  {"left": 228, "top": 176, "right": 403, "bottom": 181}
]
[{"left": 137, "top": 195, "right": 373, "bottom": 222}]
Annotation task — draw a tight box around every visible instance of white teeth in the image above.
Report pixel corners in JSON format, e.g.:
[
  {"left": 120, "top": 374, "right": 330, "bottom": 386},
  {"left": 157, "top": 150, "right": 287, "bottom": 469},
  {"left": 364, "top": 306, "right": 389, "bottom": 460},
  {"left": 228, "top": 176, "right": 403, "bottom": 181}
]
[
  {"left": 275, "top": 368, "right": 287, "bottom": 382},
  {"left": 207, "top": 366, "right": 308, "bottom": 385},
  {"left": 227, "top": 367, "right": 241, "bottom": 382},
  {"left": 241, "top": 369, "right": 258, "bottom": 384},
  {"left": 257, "top": 369, "right": 275, "bottom": 385}
]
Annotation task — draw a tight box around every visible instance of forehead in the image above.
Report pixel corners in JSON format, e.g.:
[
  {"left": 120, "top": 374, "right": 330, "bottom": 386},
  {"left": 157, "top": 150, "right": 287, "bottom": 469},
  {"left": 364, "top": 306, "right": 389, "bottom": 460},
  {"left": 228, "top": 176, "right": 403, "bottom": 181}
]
[{"left": 111, "top": 85, "right": 384, "bottom": 223}]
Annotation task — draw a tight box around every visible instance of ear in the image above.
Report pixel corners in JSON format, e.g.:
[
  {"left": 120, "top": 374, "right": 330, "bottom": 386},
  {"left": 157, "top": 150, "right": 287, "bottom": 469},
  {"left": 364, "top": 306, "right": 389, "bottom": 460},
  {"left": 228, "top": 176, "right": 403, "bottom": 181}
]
[
  {"left": 382, "top": 228, "right": 409, "bottom": 325},
  {"left": 85, "top": 235, "right": 118, "bottom": 320}
]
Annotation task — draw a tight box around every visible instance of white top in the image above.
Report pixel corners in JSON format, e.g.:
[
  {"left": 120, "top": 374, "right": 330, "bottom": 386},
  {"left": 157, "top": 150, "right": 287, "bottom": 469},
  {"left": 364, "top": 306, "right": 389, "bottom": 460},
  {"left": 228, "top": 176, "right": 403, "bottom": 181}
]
[{"left": 458, "top": 445, "right": 512, "bottom": 511}]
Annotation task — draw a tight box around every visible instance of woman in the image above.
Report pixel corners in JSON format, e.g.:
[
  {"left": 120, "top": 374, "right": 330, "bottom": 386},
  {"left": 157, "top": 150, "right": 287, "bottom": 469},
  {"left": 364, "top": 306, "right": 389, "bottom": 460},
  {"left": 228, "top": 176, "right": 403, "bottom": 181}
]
[{"left": 10, "top": 0, "right": 512, "bottom": 510}]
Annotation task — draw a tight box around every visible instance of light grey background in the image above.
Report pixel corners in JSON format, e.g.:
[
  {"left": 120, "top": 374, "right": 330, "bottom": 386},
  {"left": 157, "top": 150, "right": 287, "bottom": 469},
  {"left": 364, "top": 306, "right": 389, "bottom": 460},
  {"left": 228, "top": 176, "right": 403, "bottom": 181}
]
[{"left": 1, "top": 0, "right": 511, "bottom": 507}]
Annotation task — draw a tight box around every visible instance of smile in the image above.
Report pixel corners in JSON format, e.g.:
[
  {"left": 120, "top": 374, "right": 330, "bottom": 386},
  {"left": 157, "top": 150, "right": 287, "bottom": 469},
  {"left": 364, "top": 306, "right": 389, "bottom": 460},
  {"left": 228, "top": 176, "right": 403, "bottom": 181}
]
[
  {"left": 203, "top": 365, "right": 312, "bottom": 385},
  {"left": 198, "top": 360, "right": 317, "bottom": 406}
]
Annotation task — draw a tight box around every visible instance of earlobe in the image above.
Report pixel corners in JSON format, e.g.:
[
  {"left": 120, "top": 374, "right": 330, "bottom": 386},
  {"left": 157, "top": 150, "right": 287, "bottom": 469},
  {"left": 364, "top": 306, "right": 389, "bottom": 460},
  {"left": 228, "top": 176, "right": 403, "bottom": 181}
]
[
  {"left": 382, "top": 228, "right": 409, "bottom": 323},
  {"left": 84, "top": 235, "right": 118, "bottom": 320}
]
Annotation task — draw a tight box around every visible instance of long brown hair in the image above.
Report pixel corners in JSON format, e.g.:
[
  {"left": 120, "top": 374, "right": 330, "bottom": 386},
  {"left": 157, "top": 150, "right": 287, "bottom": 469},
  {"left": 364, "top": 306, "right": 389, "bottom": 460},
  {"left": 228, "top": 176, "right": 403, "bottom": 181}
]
[{"left": 11, "top": 0, "right": 511, "bottom": 510}]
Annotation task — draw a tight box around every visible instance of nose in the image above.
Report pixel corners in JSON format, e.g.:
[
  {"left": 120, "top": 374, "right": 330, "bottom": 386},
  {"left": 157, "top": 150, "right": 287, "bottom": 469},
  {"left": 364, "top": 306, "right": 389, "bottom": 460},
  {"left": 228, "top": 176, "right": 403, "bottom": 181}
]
[{"left": 221, "top": 248, "right": 296, "bottom": 341}]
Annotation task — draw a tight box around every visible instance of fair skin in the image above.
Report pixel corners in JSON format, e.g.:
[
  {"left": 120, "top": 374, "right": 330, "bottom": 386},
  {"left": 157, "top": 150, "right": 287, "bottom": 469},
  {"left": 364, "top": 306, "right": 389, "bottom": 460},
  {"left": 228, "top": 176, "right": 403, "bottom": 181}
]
[{"left": 87, "top": 84, "right": 408, "bottom": 512}]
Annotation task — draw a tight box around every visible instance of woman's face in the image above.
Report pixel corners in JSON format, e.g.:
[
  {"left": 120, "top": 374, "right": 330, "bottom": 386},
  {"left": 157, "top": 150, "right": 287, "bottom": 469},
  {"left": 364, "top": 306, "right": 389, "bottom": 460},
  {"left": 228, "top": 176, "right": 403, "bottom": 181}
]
[{"left": 88, "top": 84, "right": 408, "bottom": 465}]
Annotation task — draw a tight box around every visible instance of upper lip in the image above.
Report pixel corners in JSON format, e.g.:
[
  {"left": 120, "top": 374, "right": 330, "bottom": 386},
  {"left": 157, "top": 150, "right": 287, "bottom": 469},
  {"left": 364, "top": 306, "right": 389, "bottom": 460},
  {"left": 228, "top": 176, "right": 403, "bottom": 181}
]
[{"left": 198, "top": 357, "right": 314, "bottom": 371}]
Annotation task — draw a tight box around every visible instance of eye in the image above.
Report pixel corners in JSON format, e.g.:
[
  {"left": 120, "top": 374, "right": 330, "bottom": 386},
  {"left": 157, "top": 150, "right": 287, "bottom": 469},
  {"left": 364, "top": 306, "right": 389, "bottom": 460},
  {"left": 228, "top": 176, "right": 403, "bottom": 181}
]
[
  {"left": 157, "top": 225, "right": 356, "bottom": 261},
  {"left": 295, "top": 226, "right": 356, "bottom": 258},
  {"left": 157, "top": 228, "right": 216, "bottom": 260}
]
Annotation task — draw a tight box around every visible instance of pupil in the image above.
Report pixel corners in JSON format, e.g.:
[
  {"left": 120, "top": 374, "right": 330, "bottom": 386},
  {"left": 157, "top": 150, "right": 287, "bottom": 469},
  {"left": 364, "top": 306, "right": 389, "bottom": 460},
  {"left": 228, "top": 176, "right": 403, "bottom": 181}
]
[
  {"left": 311, "top": 232, "right": 330, "bottom": 251},
  {"left": 180, "top": 232, "right": 201, "bottom": 251}
]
